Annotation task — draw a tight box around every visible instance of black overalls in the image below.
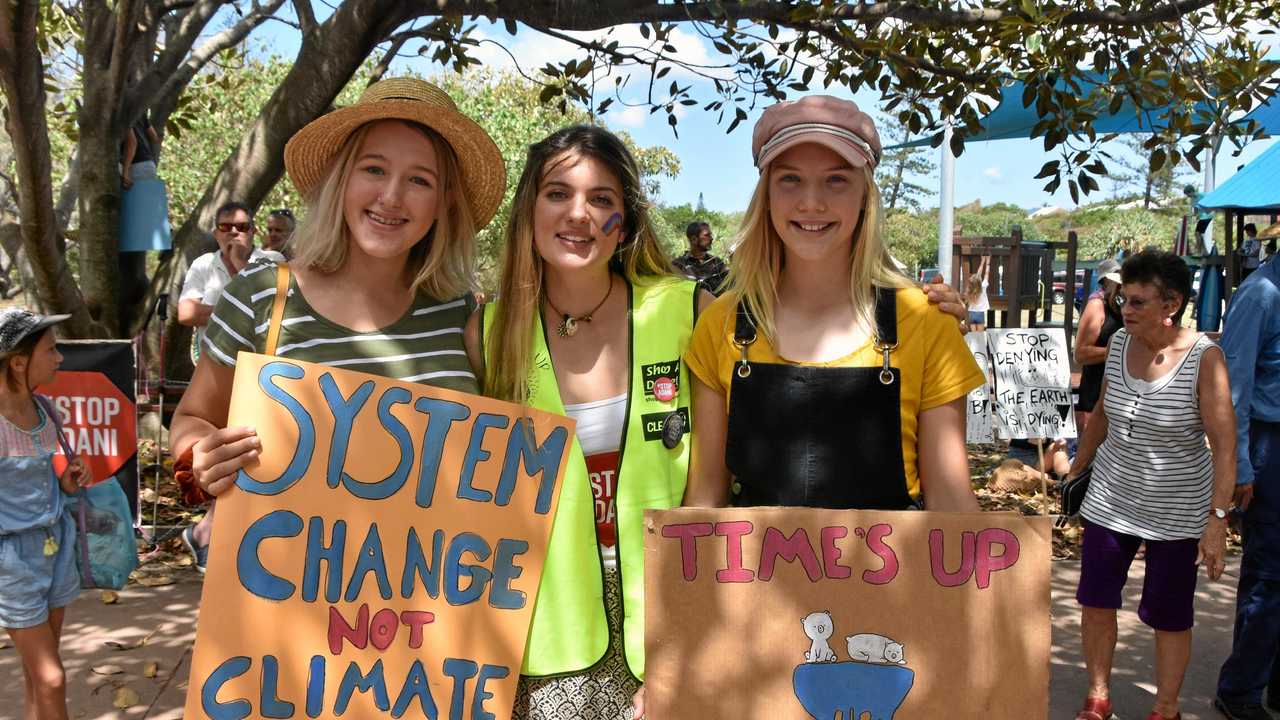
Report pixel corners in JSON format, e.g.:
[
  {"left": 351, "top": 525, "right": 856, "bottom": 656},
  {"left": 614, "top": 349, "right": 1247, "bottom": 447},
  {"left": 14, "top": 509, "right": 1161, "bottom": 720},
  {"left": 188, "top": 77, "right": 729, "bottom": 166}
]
[{"left": 725, "top": 287, "right": 917, "bottom": 510}]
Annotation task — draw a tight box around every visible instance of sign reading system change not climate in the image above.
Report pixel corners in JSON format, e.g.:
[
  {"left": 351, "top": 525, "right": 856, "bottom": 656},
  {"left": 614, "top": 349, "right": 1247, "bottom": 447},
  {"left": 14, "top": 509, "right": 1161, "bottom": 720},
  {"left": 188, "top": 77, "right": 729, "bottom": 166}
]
[{"left": 184, "top": 354, "right": 574, "bottom": 720}]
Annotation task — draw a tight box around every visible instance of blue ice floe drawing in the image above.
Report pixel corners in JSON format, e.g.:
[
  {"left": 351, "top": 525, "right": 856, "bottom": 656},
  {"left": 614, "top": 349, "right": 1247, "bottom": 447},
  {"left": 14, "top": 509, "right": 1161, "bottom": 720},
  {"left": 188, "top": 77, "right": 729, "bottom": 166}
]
[{"left": 793, "top": 614, "right": 915, "bottom": 720}]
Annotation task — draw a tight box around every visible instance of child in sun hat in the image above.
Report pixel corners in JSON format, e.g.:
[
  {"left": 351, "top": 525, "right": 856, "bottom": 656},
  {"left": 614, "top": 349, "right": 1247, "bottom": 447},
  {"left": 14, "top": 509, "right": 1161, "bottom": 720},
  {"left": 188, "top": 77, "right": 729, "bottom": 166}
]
[
  {"left": 0, "top": 308, "right": 93, "bottom": 720},
  {"left": 171, "top": 77, "right": 506, "bottom": 549},
  {"left": 682, "top": 94, "right": 983, "bottom": 512}
]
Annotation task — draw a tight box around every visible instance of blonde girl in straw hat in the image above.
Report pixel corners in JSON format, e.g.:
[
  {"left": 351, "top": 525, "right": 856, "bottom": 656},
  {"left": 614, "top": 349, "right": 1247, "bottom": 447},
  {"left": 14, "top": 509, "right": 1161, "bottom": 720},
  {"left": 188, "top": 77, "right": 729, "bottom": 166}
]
[
  {"left": 172, "top": 78, "right": 506, "bottom": 545},
  {"left": 682, "top": 95, "right": 983, "bottom": 513}
]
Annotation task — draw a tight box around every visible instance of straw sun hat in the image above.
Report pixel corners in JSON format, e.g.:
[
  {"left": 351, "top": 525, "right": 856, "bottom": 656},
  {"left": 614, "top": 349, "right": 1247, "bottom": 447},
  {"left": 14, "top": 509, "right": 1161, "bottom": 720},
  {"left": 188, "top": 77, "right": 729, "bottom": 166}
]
[{"left": 284, "top": 78, "right": 507, "bottom": 229}]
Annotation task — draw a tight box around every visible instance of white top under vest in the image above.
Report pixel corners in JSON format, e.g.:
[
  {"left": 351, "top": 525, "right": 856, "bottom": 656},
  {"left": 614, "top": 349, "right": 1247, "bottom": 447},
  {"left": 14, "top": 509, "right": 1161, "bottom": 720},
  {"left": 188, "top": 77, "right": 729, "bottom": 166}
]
[
  {"left": 563, "top": 393, "right": 626, "bottom": 568},
  {"left": 1081, "top": 328, "right": 1217, "bottom": 540}
]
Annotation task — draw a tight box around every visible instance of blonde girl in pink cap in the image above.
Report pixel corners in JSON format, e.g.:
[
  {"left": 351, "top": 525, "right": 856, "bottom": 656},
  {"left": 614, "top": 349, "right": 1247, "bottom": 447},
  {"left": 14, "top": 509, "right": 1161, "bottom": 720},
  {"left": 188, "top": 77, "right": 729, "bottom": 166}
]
[{"left": 683, "top": 95, "right": 984, "bottom": 512}]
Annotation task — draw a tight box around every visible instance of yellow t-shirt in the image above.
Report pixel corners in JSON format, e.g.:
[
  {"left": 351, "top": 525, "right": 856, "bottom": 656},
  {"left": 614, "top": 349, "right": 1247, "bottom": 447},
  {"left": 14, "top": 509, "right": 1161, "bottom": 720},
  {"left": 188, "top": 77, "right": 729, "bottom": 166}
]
[{"left": 684, "top": 287, "right": 985, "bottom": 499}]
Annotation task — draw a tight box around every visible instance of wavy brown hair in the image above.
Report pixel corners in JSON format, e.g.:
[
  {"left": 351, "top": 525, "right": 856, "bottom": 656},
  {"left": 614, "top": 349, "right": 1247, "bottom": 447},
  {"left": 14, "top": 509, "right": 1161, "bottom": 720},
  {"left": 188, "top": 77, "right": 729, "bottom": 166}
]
[{"left": 485, "top": 125, "right": 673, "bottom": 405}]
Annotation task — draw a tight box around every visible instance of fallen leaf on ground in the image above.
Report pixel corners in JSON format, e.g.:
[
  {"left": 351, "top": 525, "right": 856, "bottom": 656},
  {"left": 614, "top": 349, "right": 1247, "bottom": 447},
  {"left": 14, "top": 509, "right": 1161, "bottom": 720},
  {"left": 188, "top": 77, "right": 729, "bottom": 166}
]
[
  {"left": 143, "top": 661, "right": 159, "bottom": 678},
  {"left": 112, "top": 686, "right": 140, "bottom": 709},
  {"left": 103, "top": 628, "right": 157, "bottom": 652},
  {"left": 136, "top": 574, "right": 175, "bottom": 587},
  {"left": 91, "top": 664, "right": 125, "bottom": 675},
  {"left": 100, "top": 590, "right": 119, "bottom": 604}
]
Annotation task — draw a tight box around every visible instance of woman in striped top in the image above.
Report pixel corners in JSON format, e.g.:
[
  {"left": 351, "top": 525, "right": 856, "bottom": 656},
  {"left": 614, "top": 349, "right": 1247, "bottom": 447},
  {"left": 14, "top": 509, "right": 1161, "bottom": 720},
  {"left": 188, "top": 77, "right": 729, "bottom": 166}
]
[
  {"left": 1066, "top": 249, "right": 1237, "bottom": 720},
  {"left": 170, "top": 79, "right": 506, "bottom": 556}
]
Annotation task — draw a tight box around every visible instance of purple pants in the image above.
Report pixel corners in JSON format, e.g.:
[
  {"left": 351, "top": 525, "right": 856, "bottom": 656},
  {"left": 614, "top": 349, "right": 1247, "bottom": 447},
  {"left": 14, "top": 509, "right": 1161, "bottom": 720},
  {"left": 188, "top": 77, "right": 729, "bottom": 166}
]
[{"left": 1076, "top": 519, "right": 1200, "bottom": 631}]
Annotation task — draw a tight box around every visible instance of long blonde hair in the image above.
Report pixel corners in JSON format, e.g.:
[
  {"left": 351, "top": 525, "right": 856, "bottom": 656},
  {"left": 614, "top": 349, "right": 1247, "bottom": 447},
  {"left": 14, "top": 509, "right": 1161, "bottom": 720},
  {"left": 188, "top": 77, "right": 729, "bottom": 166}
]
[
  {"left": 291, "top": 119, "right": 476, "bottom": 300},
  {"left": 724, "top": 165, "right": 910, "bottom": 344},
  {"left": 485, "top": 125, "right": 672, "bottom": 405},
  {"left": 966, "top": 273, "right": 984, "bottom": 305}
]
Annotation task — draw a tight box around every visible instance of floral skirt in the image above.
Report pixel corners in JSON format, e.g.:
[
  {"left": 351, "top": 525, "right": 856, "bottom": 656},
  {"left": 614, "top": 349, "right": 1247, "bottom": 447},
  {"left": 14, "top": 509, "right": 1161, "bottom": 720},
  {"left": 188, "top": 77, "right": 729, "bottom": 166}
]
[{"left": 512, "top": 568, "right": 640, "bottom": 720}]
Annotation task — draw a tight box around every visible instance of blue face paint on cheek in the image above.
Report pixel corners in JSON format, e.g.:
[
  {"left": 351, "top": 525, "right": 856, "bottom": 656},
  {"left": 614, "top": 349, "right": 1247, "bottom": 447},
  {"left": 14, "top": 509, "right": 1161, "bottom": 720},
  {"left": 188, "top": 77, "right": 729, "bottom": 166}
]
[{"left": 602, "top": 212, "right": 623, "bottom": 236}]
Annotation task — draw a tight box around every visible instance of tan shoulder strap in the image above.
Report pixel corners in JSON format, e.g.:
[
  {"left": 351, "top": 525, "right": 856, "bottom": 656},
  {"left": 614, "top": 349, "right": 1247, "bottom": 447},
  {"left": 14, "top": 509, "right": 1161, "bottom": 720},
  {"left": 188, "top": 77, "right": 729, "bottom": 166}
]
[{"left": 264, "top": 263, "right": 290, "bottom": 356}]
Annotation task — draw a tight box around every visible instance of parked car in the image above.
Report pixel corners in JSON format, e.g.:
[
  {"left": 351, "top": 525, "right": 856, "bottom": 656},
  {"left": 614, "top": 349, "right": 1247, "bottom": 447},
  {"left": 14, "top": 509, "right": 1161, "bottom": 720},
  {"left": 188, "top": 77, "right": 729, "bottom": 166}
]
[{"left": 1051, "top": 270, "right": 1088, "bottom": 308}]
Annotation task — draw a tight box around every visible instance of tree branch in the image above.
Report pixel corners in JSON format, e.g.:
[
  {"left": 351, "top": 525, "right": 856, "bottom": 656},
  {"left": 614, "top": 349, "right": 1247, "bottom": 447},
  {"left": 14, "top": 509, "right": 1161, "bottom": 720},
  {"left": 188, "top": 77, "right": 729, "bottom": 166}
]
[
  {"left": 293, "top": 0, "right": 317, "bottom": 36},
  {"left": 128, "top": 0, "right": 228, "bottom": 113},
  {"left": 409, "top": 0, "right": 1217, "bottom": 32},
  {"left": 133, "top": 0, "right": 288, "bottom": 120},
  {"left": 368, "top": 32, "right": 412, "bottom": 85},
  {"left": 53, "top": 150, "right": 79, "bottom": 234},
  {"left": 0, "top": 0, "right": 93, "bottom": 331}
]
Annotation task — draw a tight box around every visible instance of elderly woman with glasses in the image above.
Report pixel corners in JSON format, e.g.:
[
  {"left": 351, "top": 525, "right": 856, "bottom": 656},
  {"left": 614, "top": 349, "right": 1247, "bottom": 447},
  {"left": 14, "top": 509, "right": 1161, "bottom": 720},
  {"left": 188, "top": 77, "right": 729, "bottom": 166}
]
[{"left": 1066, "top": 248, "right": 1237, "bottom": 720}]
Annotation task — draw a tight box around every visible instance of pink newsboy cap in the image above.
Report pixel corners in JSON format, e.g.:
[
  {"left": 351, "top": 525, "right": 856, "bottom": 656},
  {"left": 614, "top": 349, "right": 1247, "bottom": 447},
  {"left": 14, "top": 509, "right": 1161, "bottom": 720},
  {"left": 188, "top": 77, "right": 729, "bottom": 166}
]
[{"left": 751, "top": 95, "right": 882, "bottom": 172}]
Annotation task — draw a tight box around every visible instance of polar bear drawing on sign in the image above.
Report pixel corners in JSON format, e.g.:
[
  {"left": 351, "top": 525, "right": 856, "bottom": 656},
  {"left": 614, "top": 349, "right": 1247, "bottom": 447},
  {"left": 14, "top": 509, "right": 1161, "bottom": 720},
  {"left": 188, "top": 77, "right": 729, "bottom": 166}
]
[
  {"left": 802, "top": 611, "right": 838, "bottom": 663},
  {"left": 846, "top": 633, "right": 908, "bottom": 665}
]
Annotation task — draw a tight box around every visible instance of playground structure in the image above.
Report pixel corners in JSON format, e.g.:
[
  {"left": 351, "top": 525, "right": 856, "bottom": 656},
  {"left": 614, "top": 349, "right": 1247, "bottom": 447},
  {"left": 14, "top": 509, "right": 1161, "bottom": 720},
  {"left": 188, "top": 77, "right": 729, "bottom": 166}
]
[{"left": 951, "top": 226, "right": 1081, "bottom": 354}]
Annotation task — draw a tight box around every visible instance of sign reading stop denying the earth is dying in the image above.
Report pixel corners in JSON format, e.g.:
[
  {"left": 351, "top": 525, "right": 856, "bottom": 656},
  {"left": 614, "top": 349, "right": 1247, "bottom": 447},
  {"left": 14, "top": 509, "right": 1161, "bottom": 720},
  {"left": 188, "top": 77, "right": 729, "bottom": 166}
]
[
  {"left": 184, "top": 354, "right": 574, "bottom": 720},
  {"left": 645, "top": 508, "right": 1051, "bottom": 720}
]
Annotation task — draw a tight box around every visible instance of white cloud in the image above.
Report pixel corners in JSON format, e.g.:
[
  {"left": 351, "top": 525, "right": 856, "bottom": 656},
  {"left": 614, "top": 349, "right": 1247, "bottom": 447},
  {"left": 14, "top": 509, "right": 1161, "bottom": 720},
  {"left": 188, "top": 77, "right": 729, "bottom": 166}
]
[
  {"left": 983, "top": 166, "right": 1003, "bottom": 180},
  {"left": 613, "top": 105, "right": 649, "bottom": 128}
]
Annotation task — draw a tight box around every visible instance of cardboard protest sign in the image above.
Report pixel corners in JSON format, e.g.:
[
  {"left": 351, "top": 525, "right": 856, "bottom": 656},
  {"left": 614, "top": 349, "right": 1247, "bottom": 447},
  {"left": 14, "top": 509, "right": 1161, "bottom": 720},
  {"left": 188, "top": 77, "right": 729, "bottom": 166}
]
[
  {"left": 185, "top": 354, "right": 573, "bottom": 720},
  {"left": 987, "top": 328, "right": 1077, "bottom": 440},
  {"left": 964, "top": 333, "right": 995, "bottom": 444},
  {"left": 645, "top": 508, "right": 1051, "bottom": 720}
]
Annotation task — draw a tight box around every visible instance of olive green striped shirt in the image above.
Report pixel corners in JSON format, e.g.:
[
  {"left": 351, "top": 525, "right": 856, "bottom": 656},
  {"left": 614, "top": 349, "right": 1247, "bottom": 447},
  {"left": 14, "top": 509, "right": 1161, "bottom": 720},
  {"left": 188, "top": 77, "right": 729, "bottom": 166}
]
[{"left": 203, "top": 263, "right": 478, "bottom": 394}]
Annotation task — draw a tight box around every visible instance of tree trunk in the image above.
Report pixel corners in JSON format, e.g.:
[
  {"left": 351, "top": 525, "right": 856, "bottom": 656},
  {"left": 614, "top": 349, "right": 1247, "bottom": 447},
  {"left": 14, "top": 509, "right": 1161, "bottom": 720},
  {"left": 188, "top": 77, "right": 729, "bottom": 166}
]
[
  {"left": 74, "top": 0, "right": 148, "bottom": 336},
  {"left": 0, "top": 0, "right": 94, "bottom": 332},
  {"left": 887, "top": 157, "right": 905, "bottom": 211}
]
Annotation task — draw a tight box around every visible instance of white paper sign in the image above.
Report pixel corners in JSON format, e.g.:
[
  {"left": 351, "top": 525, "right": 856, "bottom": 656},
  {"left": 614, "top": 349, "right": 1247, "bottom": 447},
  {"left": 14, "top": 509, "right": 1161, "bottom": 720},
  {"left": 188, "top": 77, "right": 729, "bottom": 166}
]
[
  {"left": 986, "top": 328, "right": 1077, "bottom": 440},
  {"left": 965, "top": 333, "right": 995, "bottom": 444}
]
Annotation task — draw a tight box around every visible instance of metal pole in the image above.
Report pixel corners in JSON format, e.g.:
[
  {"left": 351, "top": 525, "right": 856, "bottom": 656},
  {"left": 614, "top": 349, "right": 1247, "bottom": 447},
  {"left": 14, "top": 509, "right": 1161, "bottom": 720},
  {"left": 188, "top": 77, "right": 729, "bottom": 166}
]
[
  {"left": 1202, "top": 136, "right": 1220, "bottom": 253},
  {"left": 152, "top": 294, "right": 167, "bottom": 543},
  {"left": 938, "top": 119, "right": 956, "bottom": 285}
]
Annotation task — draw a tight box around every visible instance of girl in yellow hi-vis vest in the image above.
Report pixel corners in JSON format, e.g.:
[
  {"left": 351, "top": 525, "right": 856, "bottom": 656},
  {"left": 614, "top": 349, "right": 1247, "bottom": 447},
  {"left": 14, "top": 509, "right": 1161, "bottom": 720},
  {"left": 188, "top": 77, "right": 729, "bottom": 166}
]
[{"left": 466, "top": 124, "right": 707, "bottom": 719}]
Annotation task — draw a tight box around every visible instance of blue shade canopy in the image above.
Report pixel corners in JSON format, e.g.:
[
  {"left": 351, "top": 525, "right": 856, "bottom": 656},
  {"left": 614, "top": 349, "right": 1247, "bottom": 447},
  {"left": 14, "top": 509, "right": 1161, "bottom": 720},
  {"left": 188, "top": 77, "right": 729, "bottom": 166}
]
[
  {"left": 890, "top": 73, "right": 1280, "bottom": 149},
  {"left": 1241, "top": 94, "right": 1280, "bottom": 132},
  {"left": 1197, "top": 139, "right": 1280, "bottom": 210}
]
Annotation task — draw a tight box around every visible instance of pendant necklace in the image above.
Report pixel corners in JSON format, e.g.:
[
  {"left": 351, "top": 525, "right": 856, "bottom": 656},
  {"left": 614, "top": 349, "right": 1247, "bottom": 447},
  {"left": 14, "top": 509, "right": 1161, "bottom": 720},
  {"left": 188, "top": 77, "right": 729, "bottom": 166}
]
[{"left": 546, "top": 277, "right": 613, "bottom": 337}]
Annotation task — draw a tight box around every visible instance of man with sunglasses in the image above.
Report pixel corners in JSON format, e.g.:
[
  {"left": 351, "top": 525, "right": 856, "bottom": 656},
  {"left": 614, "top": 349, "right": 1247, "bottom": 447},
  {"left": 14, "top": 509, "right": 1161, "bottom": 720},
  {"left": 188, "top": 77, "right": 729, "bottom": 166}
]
[
  {"left": 179, "top": 200, "right": 286, "bottom": 358},
  {"left": 179, "top": 200, "right": 282, "bottom": 338},
  {"left": 176, "top": 201, "right": 285, "bottom": 571}
]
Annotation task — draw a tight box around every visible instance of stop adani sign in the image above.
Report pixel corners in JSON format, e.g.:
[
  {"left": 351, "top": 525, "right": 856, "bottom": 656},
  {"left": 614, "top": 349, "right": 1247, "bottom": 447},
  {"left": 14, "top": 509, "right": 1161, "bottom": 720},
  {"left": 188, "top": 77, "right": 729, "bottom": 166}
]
[{"left": 40, "top": 369, "right": 137, "bottom": 483}]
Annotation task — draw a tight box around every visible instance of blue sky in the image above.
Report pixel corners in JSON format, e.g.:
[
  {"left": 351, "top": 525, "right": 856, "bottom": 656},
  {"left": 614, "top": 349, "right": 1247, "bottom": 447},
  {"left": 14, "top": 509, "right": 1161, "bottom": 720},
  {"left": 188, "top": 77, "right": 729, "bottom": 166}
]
[{"left": 254, "top": 15, "right": 1276, "bottom": 214}]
